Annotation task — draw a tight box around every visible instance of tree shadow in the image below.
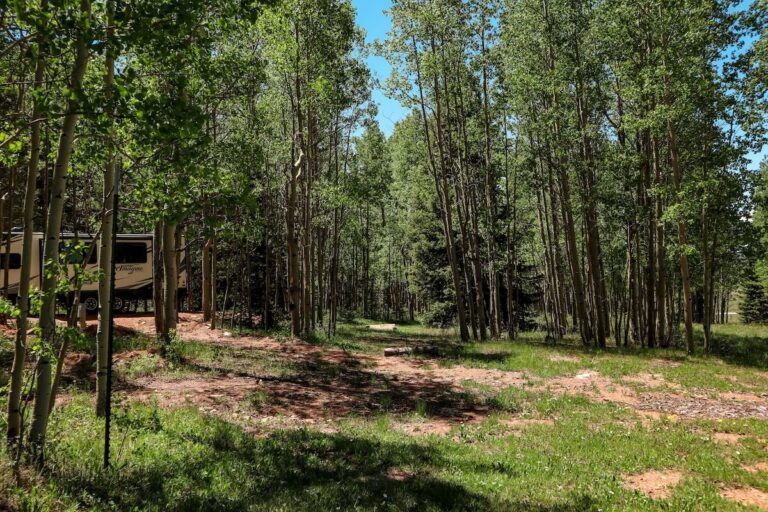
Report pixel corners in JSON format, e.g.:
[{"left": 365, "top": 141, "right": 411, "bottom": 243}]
[
  {"left": 121, "top": 348, "right": 490, "bottom": 423},
  {"left": 46, "top": 413, "right": 597, "bottom": 511},
  {"left": 706, "top": 332, "right": 768, "bottom": 370}
]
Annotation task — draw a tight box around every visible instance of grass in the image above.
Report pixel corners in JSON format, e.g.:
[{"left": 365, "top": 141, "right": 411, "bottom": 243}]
[
  {"left": 413, "top": 323, "right": 768, "bottom": 394},
  {"left": 116, "top": 353, "right": 164, "bottom": 380},
  {"left": 1, "top": 319, "right": 767, "bottom": 511},
  {"left": 3, "top": 391, "right": 766, "bottom": 511},
  {"left": 165, "top": 339, "right": 297, "bottom": 380}
]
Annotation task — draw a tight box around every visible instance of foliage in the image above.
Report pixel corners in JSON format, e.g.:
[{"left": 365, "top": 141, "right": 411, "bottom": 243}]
[{"left": 740, "top": 271, "right": 768, "bottom": 324}]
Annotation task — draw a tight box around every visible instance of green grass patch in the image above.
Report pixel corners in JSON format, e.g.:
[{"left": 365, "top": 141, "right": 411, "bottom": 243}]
[{"left": 3, "top": 319, "right": 768, "bottom": 510}]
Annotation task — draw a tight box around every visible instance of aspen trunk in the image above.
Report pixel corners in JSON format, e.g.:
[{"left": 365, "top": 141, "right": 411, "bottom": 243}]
[
  {"left": 184, "top": 237, "right": 192, "bottom": 313},
  {"left": 574, "top": 76, "right": 607, "bottom": 347},
  {"left": 7, "top": 0, "right": 47, "bottom": 449},
  {"left": 668, "top": 124, "right": 694, "bottom": 353},
  {"left": 541, "top": 0, "right": 591, "bottom": 344},
  {"left": 202, "top": 237, "right": 212, "bottom": 321},
  {"left": 153, "top": 223, "right": 164, "bottom": 334},
  {"left": 29, "top": 0, "right": 91, "bottom": 462},
  {"left": 652, "top": 137, "right": 667, "bottom": 347},
  {"left": 412, "top": 34, "right": 468, "bottom": 341},
  {"left": 210, "top": 234, "right": 217, "bottom": 329},
  {"left": 161, "top": 221, "right": 178, "bottom": 342},
  {"left": 556, "top": 163, "right": 591, "bottom": 344},
  {"left": 2, "top": 166, "right": 15, "bottom": 302},
  {"left": 302, "top": 172, "right": 311, "bottom": 333},
  {"left": 480, "top": 11, "right": 500, "bottom": 338},
  {"left": 96, "top": 2, "right": 116, "bottom": 416},
  {"left": 263, "top": 237, "right": 271, "bottom": 329},
  {"left": 286, "top": 160, "right": 302, "bottom": 336}
]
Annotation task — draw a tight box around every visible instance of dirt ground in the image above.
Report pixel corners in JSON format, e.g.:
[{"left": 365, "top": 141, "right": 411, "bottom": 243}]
[
  {"left": 80, "top": 314, "right": 768, "bottom": 438},
  {"left": 720, "top": 486, "right": 768, "bottom": 510},
  {"left": 622, "top": 469, "right": 684, "bottom": 499}
]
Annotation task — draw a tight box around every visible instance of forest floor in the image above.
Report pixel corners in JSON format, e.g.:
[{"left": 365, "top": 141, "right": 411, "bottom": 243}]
[{"left": 2, "top": 315, "right": 768, "bottom": 511}]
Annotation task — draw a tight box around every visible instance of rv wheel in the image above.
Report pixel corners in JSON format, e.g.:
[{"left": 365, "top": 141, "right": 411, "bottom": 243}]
[
  {"left": 113, "top": 297, "right": 124, "bottom": 312},
  {"left": 84, "top": 297, "right": 99, "bottom": 312}
]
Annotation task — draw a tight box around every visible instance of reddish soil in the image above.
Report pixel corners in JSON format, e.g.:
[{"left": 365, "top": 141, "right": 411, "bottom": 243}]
[
  {"left": 127, "top": 358, "right": 490, "bottom": 433},
  {"left": 713, "top": 432, "right": 748, "bottom": 445},
  {"left": 743, "top": 462, "right": 768, "bottom": 474},
  {"left": 386, "top": 467, "right": 414, "bottom": 481},
  {"left": 109, "top": 314, "right": 768, "bottom": 434},
  {"left": 0, "top": 320, "right": 16, "bottom": 337},
  {"left": 622, "top": 469, "right": 684, "bottom": 499},
  {"left": 720, "top": 486, "right": 768, "bottom": 510},
  {"left": 116, "top": 315, "right": 489, "bottom": 431},
  {"left": 396, "top": 420, "right": 455, "bottom": 437},
  {"left": 82, "top": 323, "right": 138, "bottom": 337},
  {"left": 62, "top": 352, "right": 94, "bottom": 380},
  {"left": 372, "top": 357, "right": 529, "bottom": 390},
  {"left": 544, "top": 371, "right": 639, "bottom": 406}
]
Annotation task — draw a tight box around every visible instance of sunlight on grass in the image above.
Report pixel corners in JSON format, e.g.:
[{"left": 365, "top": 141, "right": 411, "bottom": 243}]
[
  {"left": 5, "top": 389, "right": 762, "bottom": 511},
  {"left": 2, "top": 319, "right": 767, "bottom": 511}
]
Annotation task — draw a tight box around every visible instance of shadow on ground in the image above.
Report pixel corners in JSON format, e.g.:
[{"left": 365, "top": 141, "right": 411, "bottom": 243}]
[
  {"left": 125, "top": 348, "right": 490, "bottom": 423},
  {"left": 46, "top": 412, "right": 596, "bottom": 511},
  {"left": 707, "top": 333, "right": 768, "bottom": 370}
]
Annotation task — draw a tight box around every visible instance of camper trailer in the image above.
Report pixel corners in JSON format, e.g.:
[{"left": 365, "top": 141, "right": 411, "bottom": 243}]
[{"left": 0, "top": 232, "right": 187, "bottom": 313}]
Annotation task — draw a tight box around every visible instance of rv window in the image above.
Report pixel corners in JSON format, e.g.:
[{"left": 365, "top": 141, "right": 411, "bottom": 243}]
[
  {"left": 59, "top": 242, "right": 98, "bottom": 264},
  {"left": 0, "top": 253, "right": 21, "bottom": 269},
  {"left": 116, "top": 242, "right": 148, "bottom": 263}
]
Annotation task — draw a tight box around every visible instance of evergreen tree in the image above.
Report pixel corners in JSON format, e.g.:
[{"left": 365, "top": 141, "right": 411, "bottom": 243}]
[{"left": 740, "top": 270, "right": 768, "bottom": 323}]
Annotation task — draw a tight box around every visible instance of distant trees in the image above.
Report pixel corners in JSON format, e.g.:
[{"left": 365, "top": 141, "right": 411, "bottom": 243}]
[
  {"left": 257, "top": 0, "right": 370, "bottom": 337},
  {"left": 376, "top": 0, "right": 760, "bottom": 350},
  {"left": 747, "top": 158, "right": 768, "bottom": 324}
]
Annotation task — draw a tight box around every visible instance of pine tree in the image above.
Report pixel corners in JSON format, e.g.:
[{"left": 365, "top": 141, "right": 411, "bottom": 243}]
[{"left": 740, "top": 270, "right": 768, "bottom": 324}]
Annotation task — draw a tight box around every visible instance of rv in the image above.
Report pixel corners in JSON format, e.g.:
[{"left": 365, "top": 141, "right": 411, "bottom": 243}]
[{"left": 0, "top": 232, "right": 187, "bottom": 313}]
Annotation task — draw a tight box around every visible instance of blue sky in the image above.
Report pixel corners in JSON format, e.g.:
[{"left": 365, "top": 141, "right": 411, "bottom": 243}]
[
  {"left": 352, "top": 0, "right": 766, "bottom": 169},
  {"left": 351, "top": 0, "right": 409, "bottom": 136}
]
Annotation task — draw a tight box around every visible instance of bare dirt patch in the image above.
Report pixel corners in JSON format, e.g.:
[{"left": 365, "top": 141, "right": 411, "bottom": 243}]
[
  {"left": 719, "top": 391, "right": 768, "bottom": 403},
  {"left": 743, "top": 462, "right": 768, "bottom": 474},
  {"left": 623, "top": 469, "right": 684, "bottom": 499},
  {"left": 127, "top": 374, "right": 256, "bottom": 405},
  {"left": 545, "top": 371, "right": 638, "bottom": 406},
  {"left": 501, "top": 417, "right": 555, "bottom": 435},
  {"left": 386, "top": 467, "right": 413, "bottom": 481},
  {"left": 0, "top": 320, "right": 17, "bottom": 337},
  {"left": 125, "top": 345, "right": 491, "bottom": 433},
  {"left": 62, "top": 352, "right": 94, "bottom": 380},
  {"left": 396, "top": 420, "right": 455, "bottom": 437},
  {"left": 114, "top": 349, "right": 160, "bottom": 364},
  {"left": 542, "top": 370, "right": 768, "bottom": 420},
  {"left": 622, "top": 373, "right": 680, "bottom": 390},
  {"left": 721, "top": 486, "right": 768, "bottom": 510},
  {"left": 369, "top": 324, "right": 397, "bottom": 332},
  {"left": 713, "top": 432, "right": 748, "bottom": 445},
  {"left": 636, "top": 393, "right": 768, "bottom": 420},
  {"left": 83, "top": 323, "right": 138, "bottom": 338},
  {"left": 549, "top": 354, "right": 580, "bottom": 363},
  {"left": 114, "top": 314, "right": 768, "bottom": 431}
]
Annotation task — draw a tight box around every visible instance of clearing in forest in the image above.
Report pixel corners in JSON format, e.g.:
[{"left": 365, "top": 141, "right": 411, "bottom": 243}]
[{"left": 4, "top": 315, "right": 767, "bottom": 511}]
